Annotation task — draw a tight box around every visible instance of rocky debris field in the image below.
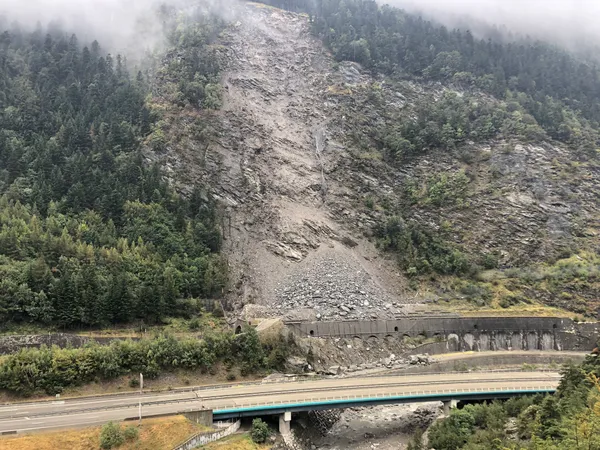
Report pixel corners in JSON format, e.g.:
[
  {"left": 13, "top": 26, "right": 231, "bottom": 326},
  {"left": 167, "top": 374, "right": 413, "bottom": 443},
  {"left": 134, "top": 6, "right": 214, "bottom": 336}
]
[
  {"left": 301, "top": 403, "right": 441, "bottom": 450},
  {"left": 287, "top": 350, "right": 435, "bottom": 375},
  {"left": 274, "top": 253, "right": 406, "bottom": 321},
  {"left": 287, "top": 329, "right": 437, "bottom": 373}
]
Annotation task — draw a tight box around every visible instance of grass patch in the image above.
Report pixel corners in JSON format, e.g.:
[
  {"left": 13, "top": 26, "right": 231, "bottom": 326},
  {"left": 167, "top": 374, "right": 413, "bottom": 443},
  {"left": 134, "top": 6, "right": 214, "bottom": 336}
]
[
  {"left": 0, "top": 416, "right": 206, "bottom": 450},
  {"left": 196, "top": 433, "right": 271, "bottom": 449},
  {"left": 446, "top": 302, "right": 574, "bottom": 318}
]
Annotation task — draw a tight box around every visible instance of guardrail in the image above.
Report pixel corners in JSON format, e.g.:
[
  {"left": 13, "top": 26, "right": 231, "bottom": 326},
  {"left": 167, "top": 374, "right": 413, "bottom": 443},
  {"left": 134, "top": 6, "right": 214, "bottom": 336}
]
[
  {"left": 0, "top": 368, "right": 561, "bottom": 409},
  {"left": 0, "top": 376, "right": 560, "bottom": 420},
  {"left": 0, "top": 385, "right": 558, "bottom": 434},
  {"left": 213, "top": 385, "right": 558, "bottom": 414}
]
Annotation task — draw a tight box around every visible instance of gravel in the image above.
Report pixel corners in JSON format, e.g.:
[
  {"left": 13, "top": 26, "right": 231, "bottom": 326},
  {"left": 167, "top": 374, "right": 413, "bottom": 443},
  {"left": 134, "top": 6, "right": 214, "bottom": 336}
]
[{"left": 274, "top": 253, "right": 403, "bottom": 320}]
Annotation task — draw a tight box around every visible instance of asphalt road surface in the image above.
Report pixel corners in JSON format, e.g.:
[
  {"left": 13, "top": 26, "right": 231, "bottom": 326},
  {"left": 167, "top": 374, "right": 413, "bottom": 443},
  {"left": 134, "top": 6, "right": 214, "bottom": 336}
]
[{"left": 0, "top": 371, "right": 560, "bottom": 434}]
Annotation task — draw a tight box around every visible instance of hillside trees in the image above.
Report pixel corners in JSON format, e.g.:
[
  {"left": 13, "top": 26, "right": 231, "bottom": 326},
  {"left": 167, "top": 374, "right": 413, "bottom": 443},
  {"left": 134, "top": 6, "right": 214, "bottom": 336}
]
[
  {"left": 0, "top": 19, "right": 227, "bottom": 327},
  {"left": 425, "top": 355, "right": 600, "bottom": 449},
  {"left": 305, "top": 0, "right": 600, "bottom": 155}
]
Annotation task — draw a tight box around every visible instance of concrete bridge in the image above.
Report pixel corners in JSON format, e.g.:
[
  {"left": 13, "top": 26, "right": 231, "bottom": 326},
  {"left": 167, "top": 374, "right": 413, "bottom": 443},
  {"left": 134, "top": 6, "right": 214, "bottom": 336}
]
[
  {"left": 0, "top": 371, "right": 559, "bottom": 436},
  {"left": 284, "top": 317, "right": 600, "bottom": 352}
]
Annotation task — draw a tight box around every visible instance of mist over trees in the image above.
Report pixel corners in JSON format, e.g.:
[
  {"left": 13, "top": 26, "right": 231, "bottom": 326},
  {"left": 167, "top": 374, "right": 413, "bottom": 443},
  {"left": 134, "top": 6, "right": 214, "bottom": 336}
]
[
  {"left": 0, "top": 0, "right": 243, "bottom": 59},
  {"left": 384, "top": 0, "right": 600, "bottom": 53},
  {"left": 264, "top": 0, "right": 600, "bottom": 157}
]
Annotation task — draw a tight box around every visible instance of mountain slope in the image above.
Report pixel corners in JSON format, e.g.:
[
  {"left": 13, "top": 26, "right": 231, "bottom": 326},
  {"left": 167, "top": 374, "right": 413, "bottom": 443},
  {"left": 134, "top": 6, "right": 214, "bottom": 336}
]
[{"left": 150, "top": 2, "right": 600, "bottom": 320}]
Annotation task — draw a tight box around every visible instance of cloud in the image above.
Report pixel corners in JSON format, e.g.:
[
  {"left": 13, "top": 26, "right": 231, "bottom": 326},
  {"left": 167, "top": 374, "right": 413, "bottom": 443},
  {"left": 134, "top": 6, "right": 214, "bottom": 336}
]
[
  {"left": 0, "top": 0, "right": 242, "bottom": 57},
  {"left": 382, "top": 0, "right": 600, "bottom": 50}
]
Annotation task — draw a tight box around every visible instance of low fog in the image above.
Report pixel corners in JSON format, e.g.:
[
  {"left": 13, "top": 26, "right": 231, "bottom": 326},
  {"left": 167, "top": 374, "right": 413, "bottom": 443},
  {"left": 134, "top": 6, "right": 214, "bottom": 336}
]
[
  {"left": 387, "top": 0, "right": 600, "bottom": 50},
  {"left": 2, "top": 0, "right": 599, "bottom": 58},
  {"left": 0, "top": 0, "right": 242, "bottom": 57}
]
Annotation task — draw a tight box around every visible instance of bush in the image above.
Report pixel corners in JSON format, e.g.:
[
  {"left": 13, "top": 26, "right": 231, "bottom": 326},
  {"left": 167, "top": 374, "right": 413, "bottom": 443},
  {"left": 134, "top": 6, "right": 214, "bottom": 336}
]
[
  {"left": 212, "top": 301, "right": 224, "bottom": 317},
  {"left": 375, "top": 218, "right": 473, "bottom": 276},
  {"left": 407, "top": 428, "right": 424, "bottom": 450},
  {"left": 0, "top": 331, "right": 271, "bottom": 396},
  {"left": 189, "top": 318, "right": 201, "bottom": 331},
  {"left": 129, "top": 377, "right": 140, "bottom": 388},
  {"left": 251, "top": 418, "right": 270, "bottom": 443},
  {"left": 123, "top": 425, "right": 139, "bottom": 441},
  {"left": 428, "top": 409, "right": 475, "bottom": 450},
  {"left": 100, "top": 422, "right": 125, "bottom": 450}
]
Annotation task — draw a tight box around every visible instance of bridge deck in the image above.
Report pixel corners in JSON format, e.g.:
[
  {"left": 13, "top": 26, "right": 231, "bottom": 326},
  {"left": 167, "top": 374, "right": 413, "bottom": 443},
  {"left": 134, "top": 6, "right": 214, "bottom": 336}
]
[{"left": 0, "top": 371, "right": 560, "bottom": 434}]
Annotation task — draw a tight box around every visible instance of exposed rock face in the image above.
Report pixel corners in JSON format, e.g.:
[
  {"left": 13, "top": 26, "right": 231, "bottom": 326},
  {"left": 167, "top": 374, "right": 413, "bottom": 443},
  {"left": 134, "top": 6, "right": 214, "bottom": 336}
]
[
  {"left": 148, "top": 3, "right": 600, "bottom": 317},
  {"left": 147, "top": 3, "right": 413, "bottom": 316}
]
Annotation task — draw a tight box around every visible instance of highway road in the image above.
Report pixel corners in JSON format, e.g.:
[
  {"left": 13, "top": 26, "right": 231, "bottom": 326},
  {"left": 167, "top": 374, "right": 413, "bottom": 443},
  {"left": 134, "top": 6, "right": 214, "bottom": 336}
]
[{"left": 0, "top": 371, "right": 560, "bottom": 434}]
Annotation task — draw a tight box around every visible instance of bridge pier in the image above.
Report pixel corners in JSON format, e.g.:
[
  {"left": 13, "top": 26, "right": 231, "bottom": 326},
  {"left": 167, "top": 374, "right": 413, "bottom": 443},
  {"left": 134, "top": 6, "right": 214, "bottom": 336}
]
[
  {"left": 442, "top": 399, "right": 458, "bottom": 415},
  {"left": 279, "top": 411, "right": 292, "bottom": 435}
]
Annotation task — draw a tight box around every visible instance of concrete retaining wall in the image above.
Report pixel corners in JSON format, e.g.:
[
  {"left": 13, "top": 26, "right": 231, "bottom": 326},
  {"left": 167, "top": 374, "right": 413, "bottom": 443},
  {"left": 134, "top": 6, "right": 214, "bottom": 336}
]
[
  {"left": 0, "top": 334, "right": 139, "bottom": 355},
  {"left": 401, "top": 352, "right": 586, "bottom": 374},
  {"left": 172, "top": 420, "right": 240, "bottom": 450},
  {"left": 184, "top": 410, "right": 213, "bottom": 427},
  {"left": 285, "top": 317, "right": 600, "bottom": 352}
]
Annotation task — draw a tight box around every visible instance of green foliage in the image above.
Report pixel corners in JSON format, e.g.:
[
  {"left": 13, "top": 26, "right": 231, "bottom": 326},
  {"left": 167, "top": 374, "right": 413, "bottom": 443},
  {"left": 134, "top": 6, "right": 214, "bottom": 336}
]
[
  {"left": 232, "top": 327, "right": 266, "bottom": 373},
  {"left": 375, "top": 217, "right": 472, "bottom": 276},
  {"left": 188, "top": 318, "right": 201, "bottom": 331},
  {"left": 407, "top": 428, "right": 424, "bottom": 450},
  {"left": 459, "top": 282, "right": 493, "bottom": 306},
  {"left": 423, "top": 354, "right": 600, "bottom": 449},
  {"left": 0, "top": 329, "right": 276, "bottom": 396},
  {"left": 307, "top": 0, "right": 600, "bottom": 152},
  {"left": 250, "top": 418, "right": 270, "bottom": 444},
  {"left": 162, "top": 16, "right": 224, "bottom": 108},
  {"left": 407, "top": 170, "right": 470, "bottom": 207},
  {"left": 123, "top": 425, "right": 139, "bottom": 442},
  {"left": 428, "top": 408, "right": 476, "bottom": 450},
  {"left": 100, "top": 421, "right": 125, "bottom": 450},
  {"left": 0, "top": 22, "right": 226, "bottom": 328}
]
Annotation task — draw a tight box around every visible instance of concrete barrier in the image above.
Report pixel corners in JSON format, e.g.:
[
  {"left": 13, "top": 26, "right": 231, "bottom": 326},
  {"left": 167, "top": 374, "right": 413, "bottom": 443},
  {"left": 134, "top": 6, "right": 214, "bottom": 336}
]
[
  {"left": 172, "top": 420, "right": 240, "bottom": 450},
  {"left": 286, "top": 317, "right": 600, "bottom": 352}
]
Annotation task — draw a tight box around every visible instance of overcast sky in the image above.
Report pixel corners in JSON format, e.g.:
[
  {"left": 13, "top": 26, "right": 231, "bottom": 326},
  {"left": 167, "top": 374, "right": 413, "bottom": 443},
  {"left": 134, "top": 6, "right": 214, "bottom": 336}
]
[
  {"left": 0, "top": 0, "right": 241, "bottom": 57},
  {"left": 1, "top": 0, "right": 599, "bottom": 55},
  {"left": 386, "top": 0, "right": 600, "bottom": 49}
]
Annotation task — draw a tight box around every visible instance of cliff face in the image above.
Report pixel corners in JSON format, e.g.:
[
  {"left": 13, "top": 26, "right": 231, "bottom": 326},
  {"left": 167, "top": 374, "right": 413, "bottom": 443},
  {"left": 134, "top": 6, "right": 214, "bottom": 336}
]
[{"left": 149, "top": 3, "right": 600, "bottom": 319}]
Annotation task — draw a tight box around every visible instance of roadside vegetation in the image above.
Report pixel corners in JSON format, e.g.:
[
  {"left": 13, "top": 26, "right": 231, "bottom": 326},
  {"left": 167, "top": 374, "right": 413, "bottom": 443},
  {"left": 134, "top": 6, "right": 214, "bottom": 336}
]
[
  {"left": 0, "top": 327, "right": 293, "bottom": 396},
  {"left": 196, "top": 433, "right": 271, "bottom": 450}
]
